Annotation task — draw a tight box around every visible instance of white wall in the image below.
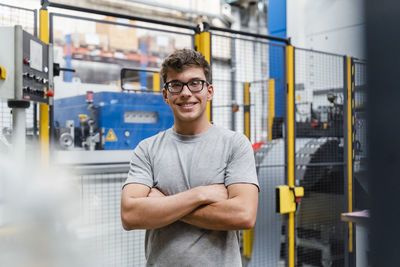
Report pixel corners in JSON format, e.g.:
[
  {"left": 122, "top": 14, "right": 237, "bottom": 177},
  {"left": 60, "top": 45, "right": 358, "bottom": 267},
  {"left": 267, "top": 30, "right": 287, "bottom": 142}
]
[{"left": 287, "top": 0, "right": 366, "bottom": 59}]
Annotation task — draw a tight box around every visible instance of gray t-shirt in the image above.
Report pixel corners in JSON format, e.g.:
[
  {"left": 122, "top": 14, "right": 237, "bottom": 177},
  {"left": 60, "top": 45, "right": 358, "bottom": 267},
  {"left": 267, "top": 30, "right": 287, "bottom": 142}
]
[{"left": 124, "top": 125, "right": 259, "bottom": 267}]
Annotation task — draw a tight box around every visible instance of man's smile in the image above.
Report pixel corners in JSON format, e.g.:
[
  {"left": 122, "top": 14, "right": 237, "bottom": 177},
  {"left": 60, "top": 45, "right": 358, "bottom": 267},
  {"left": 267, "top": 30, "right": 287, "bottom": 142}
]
[{"left": 177, "top": 102, "right": 198, "bottom": 107}]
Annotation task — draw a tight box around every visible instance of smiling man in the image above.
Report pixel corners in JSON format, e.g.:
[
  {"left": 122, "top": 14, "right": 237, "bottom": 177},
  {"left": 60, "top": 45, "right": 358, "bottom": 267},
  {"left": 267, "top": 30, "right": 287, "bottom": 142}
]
[{"left": 121, "top": 49, "right": 259, "bottom": 267}]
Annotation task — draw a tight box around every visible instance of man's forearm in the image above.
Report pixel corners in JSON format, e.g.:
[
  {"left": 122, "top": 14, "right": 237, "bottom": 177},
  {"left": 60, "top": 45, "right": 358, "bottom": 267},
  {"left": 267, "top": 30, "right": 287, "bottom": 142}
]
[
  {"left": 180, "top": 197, "right": 256, "bottom": 230},
  {"left": 122, "top": 187, "right": 208, "bottom": 230},
  {"left": 180, "top": 184, "right": 259, "bottom": 231},
  {"left": 121, "top": 184, "right": 228, "bottom": 230}
]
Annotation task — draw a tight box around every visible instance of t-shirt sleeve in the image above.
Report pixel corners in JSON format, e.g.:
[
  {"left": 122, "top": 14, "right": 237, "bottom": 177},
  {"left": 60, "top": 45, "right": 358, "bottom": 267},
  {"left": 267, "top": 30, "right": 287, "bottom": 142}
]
[
  {"left": 225, "top": 133, "right": 259, "bottom": 190},
  {"left": 123, "top": 140, "right": 154, "bottom": 189}
]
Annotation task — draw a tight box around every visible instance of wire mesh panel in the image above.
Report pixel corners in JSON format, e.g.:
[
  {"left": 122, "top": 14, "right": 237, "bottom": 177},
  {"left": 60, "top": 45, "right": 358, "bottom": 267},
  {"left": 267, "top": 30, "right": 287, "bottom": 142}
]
[
  {"left": 211, "top": 29, "right": 287, "bottom": 266},
  {"left": 50, "top": 12, "right": 193, "bottom": 98},
  {"left": 294, "top": 48, "right": 346, "bottom": 267},
  {"left": 79, "top": 171, "right": 146, "bottom": 267},
  {"left": 0, "top": 3, "right": 37, "bottom": 144},
  {"left": 353, "top": 61, "right": 368, "bottom": 210},
  {"left": 50, "top": 12, "right": 193, "bottom": 150},
  {"left": 211, "top": 32, "right": 286, "bottom": 141}
]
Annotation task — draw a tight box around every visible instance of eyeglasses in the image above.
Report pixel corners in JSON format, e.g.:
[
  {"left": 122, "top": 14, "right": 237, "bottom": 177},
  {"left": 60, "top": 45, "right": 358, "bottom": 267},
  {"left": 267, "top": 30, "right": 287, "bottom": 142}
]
[{"left": 164, "top": 79, "right": 209, "bottom": 93}]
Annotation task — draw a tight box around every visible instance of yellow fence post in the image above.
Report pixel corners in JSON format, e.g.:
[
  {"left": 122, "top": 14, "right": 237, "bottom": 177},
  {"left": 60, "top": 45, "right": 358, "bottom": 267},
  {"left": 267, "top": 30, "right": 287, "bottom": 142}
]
[
  {"left": 153, "top": 72, "right": 160, "bottom": 92},
  {"left": 268, "top": 79, "right": 275, "bottom": 141},
  {"left": 243, "top": 82, "right": 251, "bottom": 139},
  {"left": 195, "top": 24, "right": 212, "bottom": 122},
  {"left": 39, "top": 8, "right": 49, "bottom": 168},
  {"left": 242, "top": 81, "right": 253, "bottom": 259},
  {"left": 286, "top": 45, "right": 295, "bottom": 267},
  {"left": 346, "top": 56, "right": 354, "bottom": 253}
]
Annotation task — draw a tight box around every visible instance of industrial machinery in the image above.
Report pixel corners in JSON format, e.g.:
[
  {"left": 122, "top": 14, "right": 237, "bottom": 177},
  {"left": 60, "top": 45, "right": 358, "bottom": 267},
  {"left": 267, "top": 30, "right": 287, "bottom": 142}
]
[
  {"left": 54, "top": 91, "right": 173, "bottom": 150},
  {"left": 54, "top": 68, "right": 173, "bottom": 150}
]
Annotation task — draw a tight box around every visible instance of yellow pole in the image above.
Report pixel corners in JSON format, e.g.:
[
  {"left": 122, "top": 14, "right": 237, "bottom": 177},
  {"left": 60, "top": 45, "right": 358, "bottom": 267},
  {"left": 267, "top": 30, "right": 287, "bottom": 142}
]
[
  {"left": 242, "top": 81, "right": 253, "bottom": 259},
  {"left": 153, "top": 72, "right": 160, "bottom": 92},
  {"left": 39, "top": 9, "right": 49, "bottom": 168},
  {"left": 346, "top": 57, "right": 354, "bottom": 253},
  {"left": 196, "top": 30, "right": 212, "bottom": 122},
  {"left": 194, "top": 33, "right": 200, "bottom": 53},
  {"left": 286, "top": 45, "right": 295, "bottom": 267},
  {"left": 244, "top": 82, "right": 251, "bottom": 138},
  {"left": 268, "top": 79, "right": 275, "bottom": 141}
]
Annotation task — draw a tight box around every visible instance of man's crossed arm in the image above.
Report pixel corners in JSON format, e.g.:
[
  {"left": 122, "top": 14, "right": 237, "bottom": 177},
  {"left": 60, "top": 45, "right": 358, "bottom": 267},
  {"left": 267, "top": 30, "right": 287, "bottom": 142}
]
[{"left": 121, "top": 183, "right": 258, "bottom": 231}]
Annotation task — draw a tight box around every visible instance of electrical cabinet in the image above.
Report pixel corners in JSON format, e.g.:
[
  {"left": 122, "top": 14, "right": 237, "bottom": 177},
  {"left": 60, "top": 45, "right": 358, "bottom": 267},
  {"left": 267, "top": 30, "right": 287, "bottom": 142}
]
[{"left": 0, "top": 25, "right": 52, "bottom": 103}]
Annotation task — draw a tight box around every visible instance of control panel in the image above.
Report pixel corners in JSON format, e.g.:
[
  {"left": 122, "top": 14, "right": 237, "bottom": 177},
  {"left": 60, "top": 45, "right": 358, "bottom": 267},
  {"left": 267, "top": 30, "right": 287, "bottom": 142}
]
[
  {"left": 0, "top": 25, "right": 52, "bottom": 103},
  {"left": 123, "top": 110, "right": 159, "bottom": 124},
  {"left": 22, "top": 30, "right": 51, "bottom": 102}
]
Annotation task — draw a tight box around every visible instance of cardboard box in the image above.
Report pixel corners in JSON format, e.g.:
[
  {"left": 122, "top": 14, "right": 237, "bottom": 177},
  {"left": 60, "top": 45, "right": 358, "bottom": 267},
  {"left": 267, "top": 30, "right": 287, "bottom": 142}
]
[
  {"left": 96, "top": 16, "right": 138, "bottom": 52},
  {"left": 140, "top": 35, "right": 176, "bottom": 55}
]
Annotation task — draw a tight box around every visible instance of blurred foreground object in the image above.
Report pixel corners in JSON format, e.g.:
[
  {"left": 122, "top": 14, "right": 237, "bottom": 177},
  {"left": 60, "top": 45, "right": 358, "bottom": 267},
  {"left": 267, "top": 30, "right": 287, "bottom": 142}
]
[{"left": 0, "top": 151, "right": 100, "bottom": 267}]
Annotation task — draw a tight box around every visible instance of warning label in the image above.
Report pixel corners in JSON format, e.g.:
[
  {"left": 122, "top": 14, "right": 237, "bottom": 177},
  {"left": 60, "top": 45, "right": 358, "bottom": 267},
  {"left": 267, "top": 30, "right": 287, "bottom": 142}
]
[{"left": 105, "top": 128, "right": 118, "bottom": 142}]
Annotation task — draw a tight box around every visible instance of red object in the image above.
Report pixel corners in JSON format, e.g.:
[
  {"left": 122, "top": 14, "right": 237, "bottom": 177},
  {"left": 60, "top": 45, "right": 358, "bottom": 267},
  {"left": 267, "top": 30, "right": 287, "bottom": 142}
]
[
  {"left": 46, "top": 91, "right": 54, "bottom": 97},
  {"left": 23, "top": 58, "right": 29, "bottom": 64},
  {"left": 86, "top": 91, "right": 94, "bottom": 103},
  {"left": 310, "top": 121, "right": 318, "bottom": 127},
  {"left": 295, "top": 197, "right": 302, "bottom": 203},
  {"left": 252, "top": 142, "right": 265, "bottom": 151}
]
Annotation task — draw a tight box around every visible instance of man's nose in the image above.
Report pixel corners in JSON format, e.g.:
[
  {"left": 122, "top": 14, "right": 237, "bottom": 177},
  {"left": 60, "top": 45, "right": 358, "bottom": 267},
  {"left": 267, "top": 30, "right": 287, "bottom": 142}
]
[{"left": 180, "top": 84, "right": 192, "bottom": 96}]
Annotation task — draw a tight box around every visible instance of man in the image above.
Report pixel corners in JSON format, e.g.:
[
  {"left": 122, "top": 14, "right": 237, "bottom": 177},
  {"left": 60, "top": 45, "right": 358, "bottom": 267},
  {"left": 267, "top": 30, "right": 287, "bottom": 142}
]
[{"left": 121, "top": 48, "right": 259, "bottom": 267}]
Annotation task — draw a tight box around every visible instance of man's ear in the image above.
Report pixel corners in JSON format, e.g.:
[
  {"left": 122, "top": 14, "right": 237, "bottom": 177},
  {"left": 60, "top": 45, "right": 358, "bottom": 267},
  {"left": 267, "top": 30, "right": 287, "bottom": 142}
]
[
  {"left": 162, "top": 89, "right": 169, "bottom": 104},
  {"left": 207, "top": 84, "right": 214, "bottom": 101}
]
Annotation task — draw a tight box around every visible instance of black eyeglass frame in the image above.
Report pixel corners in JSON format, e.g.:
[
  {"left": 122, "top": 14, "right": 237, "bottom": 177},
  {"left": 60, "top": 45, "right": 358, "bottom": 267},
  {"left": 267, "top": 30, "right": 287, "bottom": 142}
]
[{"left": 163, "top": 80, "right": 210, "bottom": 93}]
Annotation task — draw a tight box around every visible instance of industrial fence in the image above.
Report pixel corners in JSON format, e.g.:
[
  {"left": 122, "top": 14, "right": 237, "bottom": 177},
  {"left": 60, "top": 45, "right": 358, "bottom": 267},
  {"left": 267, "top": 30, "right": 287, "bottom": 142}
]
[
  {"left": 294, "top": 48, "right": 347, "bottom": 267},
  {"left": 79, "top": 170, "right": 146, "bottom": 267},
  {"left": 210, "top": 28, "right": 287, "bottom": 266},
  {"left": 49, "top": 12, "right": 194, "bottom": 91},
  {"left": 353, "top": 61, "right": 367, "bottom": 163},
  {"left": 0, "top": 2, "right": 369, "bottom": 267}
]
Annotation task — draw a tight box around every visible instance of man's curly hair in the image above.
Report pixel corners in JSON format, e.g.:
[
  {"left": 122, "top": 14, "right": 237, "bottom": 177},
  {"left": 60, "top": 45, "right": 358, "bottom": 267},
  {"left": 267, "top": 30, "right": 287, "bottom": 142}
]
[{"left": 160, "top": 48, "right": 211, "bottom": 84}]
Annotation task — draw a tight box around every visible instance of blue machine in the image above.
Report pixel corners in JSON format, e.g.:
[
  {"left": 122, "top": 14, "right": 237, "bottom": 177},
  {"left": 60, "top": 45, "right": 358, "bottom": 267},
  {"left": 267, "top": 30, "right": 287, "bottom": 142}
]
[{"left": 54, "top": 91, "right": 174, "bottom": 150}]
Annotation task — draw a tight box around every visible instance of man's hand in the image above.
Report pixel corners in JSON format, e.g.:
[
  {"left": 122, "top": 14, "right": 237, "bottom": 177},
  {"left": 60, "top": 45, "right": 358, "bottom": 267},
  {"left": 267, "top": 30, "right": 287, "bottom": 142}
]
[
  {"left": 181, "top": 183, "right": 259, "bottom": 230},
  {"left": 199, "top": 184, "right": 228, "bottom": 203}
]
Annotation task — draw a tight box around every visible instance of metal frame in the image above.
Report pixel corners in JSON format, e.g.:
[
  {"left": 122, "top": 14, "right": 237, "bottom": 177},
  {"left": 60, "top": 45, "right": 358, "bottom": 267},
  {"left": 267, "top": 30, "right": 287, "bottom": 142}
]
[
  {"left": 44, "top": 0, "right": 197, "bottom": 31},
  {"left": 49, "top": 12, "right": 194, "bottom": 44},
  {"left": 209, "top": 25, "right": 290, "bottom": 45},
  {"left": 212, "top": 32, "right": 288, "bottom": 48},
  {"left": 344, "top": 56, "right": 356, "bottom": 266},
  {"left": 286, "top": 45, "right": 295, "bottom": 267}
]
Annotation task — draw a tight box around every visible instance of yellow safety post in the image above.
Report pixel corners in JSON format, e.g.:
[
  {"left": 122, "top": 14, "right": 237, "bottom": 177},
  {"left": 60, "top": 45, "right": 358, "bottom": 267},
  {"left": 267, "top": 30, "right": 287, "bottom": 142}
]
[
  {"left": 153, "top": 72, "right": 160, "bottom": 92},
  {"left": 195, "top": 26, "right": 212, "bottom": 122},
  {"left": 346, "top": 57, "right": 354, "bottom": 253},
  {"left": 194, "top": 30, "right": 200, "bottom": 52},
  {"left": 199, "top": 31, "right": 211, "bottom": 63},
  {"left": 243, "top": 82, "right": 251, "bottom": 138},
  {"left": 39, "top": 8, "right": 49, "bottom": 167},
  {"left": 0, "top": 66, "right": 6, "bottom": 80},
  {"left": 286, "top": 45, "right": 295, "bottom": 267},
  {"left": 268, "top": 79, "right": 275, "bottom": 141},
  {"left": 242, "top": 81, "right": 253, "bottom": 259}
]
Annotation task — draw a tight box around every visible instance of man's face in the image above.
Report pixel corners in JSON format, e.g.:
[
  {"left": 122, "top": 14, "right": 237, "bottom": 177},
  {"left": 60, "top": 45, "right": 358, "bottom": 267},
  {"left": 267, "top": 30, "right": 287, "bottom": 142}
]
[{"left": 162, "top": 66, "right": 213, "bottom": 125}]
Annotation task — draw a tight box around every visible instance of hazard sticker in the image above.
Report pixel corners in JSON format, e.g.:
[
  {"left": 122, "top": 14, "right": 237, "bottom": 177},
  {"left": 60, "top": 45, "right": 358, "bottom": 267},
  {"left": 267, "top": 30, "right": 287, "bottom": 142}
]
[{"left": 105, "top": 128, "right": 118, "bottom": 142}]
